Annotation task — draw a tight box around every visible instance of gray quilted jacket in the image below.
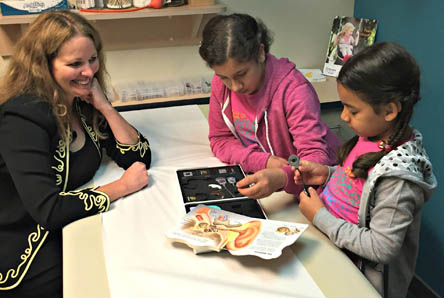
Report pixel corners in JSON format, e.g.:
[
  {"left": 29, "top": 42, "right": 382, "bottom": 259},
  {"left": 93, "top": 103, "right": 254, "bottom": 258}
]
[{"left": 313, "top": 129, "right": 437, "bottom": 298}]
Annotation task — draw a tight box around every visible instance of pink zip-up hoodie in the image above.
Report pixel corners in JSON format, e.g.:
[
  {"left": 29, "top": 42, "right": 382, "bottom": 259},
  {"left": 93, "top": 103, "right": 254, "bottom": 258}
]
[{"left": 208, "top": 53, "right": 340, "bottom": 195}]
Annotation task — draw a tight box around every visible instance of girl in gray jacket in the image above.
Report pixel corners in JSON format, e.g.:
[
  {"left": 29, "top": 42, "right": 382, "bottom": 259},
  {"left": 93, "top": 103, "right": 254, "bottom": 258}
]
[{"left": 294, "top": 42, "right": 437, "bottom": 298}]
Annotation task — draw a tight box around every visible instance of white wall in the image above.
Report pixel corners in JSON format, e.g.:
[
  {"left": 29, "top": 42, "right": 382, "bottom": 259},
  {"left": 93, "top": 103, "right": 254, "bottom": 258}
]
[
  {"left": 104, "top": 46, "right": 213, "bottom": 84},
  {"left": 0, "top": 1, "right": 354, "bottom": 85},
  {"left": 219, "top": 0, "right": 354, "bottom": 69}
]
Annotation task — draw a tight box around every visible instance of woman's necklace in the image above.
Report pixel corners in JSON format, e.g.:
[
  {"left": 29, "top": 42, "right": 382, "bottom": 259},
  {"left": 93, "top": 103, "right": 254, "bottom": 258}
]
[
  {"left": 71, "top": 130, "right": 78, "bottom": 143},
  {"left": 69, "top": 111, "right": 86, "bottom": 152}
]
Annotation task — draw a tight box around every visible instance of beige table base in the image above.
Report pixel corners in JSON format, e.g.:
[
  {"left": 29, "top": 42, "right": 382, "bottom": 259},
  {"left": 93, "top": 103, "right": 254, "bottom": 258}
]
[{"left": 63, "top": 215, "right": 110, "bottom": 298}]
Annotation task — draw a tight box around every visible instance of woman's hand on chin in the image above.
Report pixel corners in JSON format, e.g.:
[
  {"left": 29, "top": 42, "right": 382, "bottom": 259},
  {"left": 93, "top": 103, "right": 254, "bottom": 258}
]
[{"left": 80, "top": 78, "right": 112, "bottom": 112}]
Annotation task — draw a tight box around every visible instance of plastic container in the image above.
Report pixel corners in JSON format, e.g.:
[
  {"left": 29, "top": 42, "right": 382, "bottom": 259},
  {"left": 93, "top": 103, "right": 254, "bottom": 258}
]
[{"left": 106, "top": 0, "right": 131, "bottom": 9}]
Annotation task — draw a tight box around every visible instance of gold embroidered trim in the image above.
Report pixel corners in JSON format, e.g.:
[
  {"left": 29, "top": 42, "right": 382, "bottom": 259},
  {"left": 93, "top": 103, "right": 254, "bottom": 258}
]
[
  {"left": 76, "top": 103, "right": 101, "bottom": 158},
  {"left": 51, "top": 125, "right": 70, "bottom": 190},
  {"left": 60, "top": 189, "right": 110, "bottom": 213},
  {"left": 64, "top": 126, "right": 70, "bottom": 191},
  {"left": 51, "top": 139, "right": 66, "bottom": 187},
  {"left": 116, "top": 133, "right": 150, "bottom": 158},
  {"left": 0, "top": 225, "right": 48, "bottom": 290},
  {"left": 81, "top": 114, "right": 98, "bottom": 143}
]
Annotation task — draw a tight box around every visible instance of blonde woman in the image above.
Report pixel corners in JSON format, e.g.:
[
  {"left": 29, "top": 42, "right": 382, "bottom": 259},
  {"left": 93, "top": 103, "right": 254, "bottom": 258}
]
[{"left": 0, "top": 11, "right": 151, "bottom": 297}]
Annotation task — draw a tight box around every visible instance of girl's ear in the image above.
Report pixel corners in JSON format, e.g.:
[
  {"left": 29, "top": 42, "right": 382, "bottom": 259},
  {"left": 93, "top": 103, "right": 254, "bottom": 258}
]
[
  {"left": 259, "top": 43, "right": 266, "bottom": 63},
  {"left": 384, "top": 102, "right": 402, "bottom": 122}
]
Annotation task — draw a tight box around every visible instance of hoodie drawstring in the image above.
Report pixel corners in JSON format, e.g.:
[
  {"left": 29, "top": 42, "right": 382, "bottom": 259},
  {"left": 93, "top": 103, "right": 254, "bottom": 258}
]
[
  {"left": 221, "top": 94, "right": 243, "bottom": 143},
  {"left": 222, "top": 94, "right": 274, "bottom": 154},
  {"left": 256, "top": 110, "right": 274, "bottom": 155}
]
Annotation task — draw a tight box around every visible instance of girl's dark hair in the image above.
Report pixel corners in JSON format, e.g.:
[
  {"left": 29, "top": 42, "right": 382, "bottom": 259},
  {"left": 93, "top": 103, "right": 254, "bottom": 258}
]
[
  {"left": 337, "top": 42, "right": 421, "bottom": 178},
  {"left": 199, "top": 13, "right": 273, "bottom": 67}
]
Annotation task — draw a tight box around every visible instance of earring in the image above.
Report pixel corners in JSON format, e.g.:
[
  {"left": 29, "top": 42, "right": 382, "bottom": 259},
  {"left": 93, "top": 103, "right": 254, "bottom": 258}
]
[{"left": 260, "top": 53, "right": 266, "bottom": 63}]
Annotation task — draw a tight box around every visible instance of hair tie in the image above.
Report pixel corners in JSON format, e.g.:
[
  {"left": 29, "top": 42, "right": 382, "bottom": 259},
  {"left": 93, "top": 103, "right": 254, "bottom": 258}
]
[{"left": 377, "top": 140, "right": 392, "bottom": 152}]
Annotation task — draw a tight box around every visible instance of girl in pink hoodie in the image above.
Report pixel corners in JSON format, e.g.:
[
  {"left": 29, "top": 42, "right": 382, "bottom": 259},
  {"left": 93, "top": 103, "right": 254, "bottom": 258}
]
[{"left": 199, "top": 13, "right": 340, "bottom": 198}]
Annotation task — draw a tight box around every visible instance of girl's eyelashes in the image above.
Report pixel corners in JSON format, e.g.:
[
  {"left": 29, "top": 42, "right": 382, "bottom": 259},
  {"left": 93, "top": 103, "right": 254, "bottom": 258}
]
[
  {"left": 217, "top": 72, "right": 246, "bottom": 81},
  {"left": 342, "top": 106, "right": 357, "bottom": 116},
  {"left": 220, "top": 77, "right": 230, "bottom": 84},
  {"left": 235, "top": 71, "right": 247, "bottom": 78},
  {"left": 342, "top": 103, "right": 358, "bottom": 115}
]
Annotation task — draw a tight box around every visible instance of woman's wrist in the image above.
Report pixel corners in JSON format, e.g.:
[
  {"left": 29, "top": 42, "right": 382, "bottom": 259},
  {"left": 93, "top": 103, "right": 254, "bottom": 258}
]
[
  {"left": 97, "top": 178, "right": 129, "bottom": 203},
  {"left": 96, "top": 100, "right": 114, "bottom": 116}
]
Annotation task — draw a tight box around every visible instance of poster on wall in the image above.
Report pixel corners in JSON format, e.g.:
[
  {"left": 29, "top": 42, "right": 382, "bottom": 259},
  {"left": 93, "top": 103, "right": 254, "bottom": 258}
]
[{"left": 323, "top": 16, "right": 378, "bottom": 77}]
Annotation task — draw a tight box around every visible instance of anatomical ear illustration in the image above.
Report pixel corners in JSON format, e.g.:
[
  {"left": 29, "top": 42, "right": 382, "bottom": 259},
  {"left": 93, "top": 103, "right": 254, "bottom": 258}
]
[{"left": 181, "top": 207, "right": 262, "bottom": 251}]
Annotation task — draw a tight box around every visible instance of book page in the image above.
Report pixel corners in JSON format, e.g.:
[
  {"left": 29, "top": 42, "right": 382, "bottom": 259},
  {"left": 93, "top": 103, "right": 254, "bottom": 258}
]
[{"left": 167, "top": 205, "right": 307, "bottom": 259}]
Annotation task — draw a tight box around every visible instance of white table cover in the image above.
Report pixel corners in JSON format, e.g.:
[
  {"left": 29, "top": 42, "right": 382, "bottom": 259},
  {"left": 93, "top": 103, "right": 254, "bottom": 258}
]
[{"left": 93, "top": 105, "right": 325, "bottom": 298}]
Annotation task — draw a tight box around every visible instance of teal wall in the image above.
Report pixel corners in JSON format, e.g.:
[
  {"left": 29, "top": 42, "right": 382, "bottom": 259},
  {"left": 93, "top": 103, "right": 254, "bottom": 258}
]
[{"left": 354, "top": 0, "right": 444, "bottom": 296}]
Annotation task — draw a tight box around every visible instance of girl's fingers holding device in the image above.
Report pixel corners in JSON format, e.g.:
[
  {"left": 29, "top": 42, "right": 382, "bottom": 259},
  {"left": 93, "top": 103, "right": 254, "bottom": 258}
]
[
  {"left": 298, "top": 187, "right": 324, "bottom": 222},
  {"left": 236, "top": 175, "right": 254, "bottom": 189}
]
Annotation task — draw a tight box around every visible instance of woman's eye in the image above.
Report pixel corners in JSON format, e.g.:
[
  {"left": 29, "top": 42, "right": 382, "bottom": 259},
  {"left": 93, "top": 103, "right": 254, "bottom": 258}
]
[{"left": 69, "top": 61, "right": 82, "bottom": 67}]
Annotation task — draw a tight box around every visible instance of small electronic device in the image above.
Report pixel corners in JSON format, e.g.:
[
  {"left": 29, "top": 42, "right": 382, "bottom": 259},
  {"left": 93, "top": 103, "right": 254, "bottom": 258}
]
[{"left": 288, "top": 154, "right": 310, "bottom": 197}]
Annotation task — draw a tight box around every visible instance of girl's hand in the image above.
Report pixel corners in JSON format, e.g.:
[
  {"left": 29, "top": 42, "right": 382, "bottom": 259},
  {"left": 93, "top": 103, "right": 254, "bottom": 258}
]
[
  {"left": 298, "top": 187, "right": 325, "bottom": 222},
  {"left": 80, "top": 78, "right": 112, "bottom": 112},
  {"left": 119, "top": 162, "right": 149, "bottom": 195},
  {"left": 237, "top": 168, "right": 286, "bottom": 199},
  {"left": 293, "top": 160, "right": 329, "bottom": 186},
  {"left": 266, "top": 155, "right": 288, "bottom": 168}
]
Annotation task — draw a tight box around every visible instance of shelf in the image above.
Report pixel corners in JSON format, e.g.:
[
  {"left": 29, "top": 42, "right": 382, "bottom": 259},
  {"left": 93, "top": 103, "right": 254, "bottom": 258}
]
[
  {"left": 111, "top": 92, "right": 210, "bottom": 108},
  {"left": 0, "top": 4, "right": 225, "bottom": 24},
  {"left": 0, "top": 4, "right": 226, "bottom": 56},
  {"left": 110, "top": 77, "right": 340, "bottom": 110},
  {"left": 311, "top": 76, "right": 340, "bottom": 104}
]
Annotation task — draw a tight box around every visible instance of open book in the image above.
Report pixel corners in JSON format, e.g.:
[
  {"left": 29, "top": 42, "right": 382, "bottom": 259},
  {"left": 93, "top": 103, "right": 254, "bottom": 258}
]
[
  {"left": 323, "top": 16, "right": 378, "bottom": 77},
  {"left": 167, "top": 205, "right": 308, "bottom": 259}
]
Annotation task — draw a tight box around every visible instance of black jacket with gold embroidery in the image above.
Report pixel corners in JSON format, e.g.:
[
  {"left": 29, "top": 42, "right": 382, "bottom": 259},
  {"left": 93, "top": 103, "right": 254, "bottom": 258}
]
[{"left": 0, "top": 94, "right": 151, "bottom": 290}]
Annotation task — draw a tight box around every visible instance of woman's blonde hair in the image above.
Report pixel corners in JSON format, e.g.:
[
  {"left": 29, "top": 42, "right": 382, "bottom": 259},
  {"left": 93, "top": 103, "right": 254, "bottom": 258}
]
[
  {"left": 0, "top": 10, "right": 108, "bottom": 140},
  {"left": 337, "top": 22, "right": 355, "bottom": 39},
  {"left": 339, "top": 22, "right": 356, "bottom": 35}
]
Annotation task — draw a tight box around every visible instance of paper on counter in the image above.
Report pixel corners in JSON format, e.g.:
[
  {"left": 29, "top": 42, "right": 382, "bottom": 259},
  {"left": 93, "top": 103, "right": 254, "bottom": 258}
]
[{"left": 299, "top": 69, "right": 327, "bottom": 82}]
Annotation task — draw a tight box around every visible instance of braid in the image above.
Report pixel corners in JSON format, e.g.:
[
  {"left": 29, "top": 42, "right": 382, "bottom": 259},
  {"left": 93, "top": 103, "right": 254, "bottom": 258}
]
[
  {"left": 351, "top": 151, "right": 386, "bottom": 179},
  {"left": 350, "top": 100, "right": 417, "bottom": 179},
  {"left": 388, "top": 118, "right": 408, "bottom": 148},
  {"left": 337, "top": 135, "right": 359, "bottom": 166}
]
